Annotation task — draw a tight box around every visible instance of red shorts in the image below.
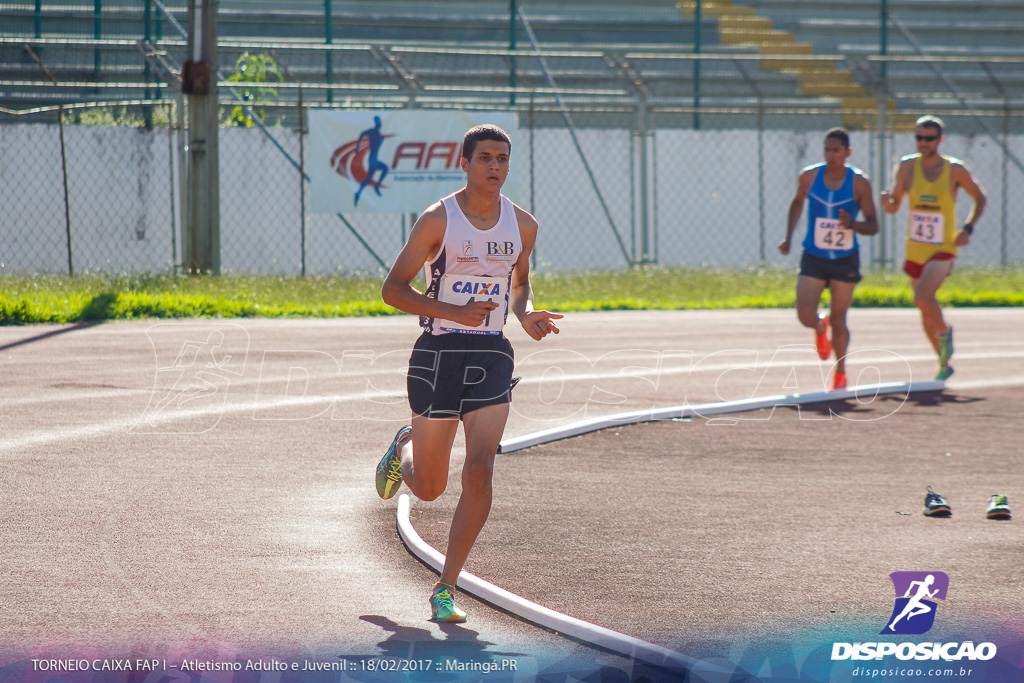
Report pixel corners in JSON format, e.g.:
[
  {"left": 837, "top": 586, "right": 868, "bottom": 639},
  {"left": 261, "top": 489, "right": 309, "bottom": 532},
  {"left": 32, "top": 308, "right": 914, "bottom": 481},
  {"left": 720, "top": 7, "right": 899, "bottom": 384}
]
[{"left": 904, "top": 252, "right": 955, "bottom": 279}]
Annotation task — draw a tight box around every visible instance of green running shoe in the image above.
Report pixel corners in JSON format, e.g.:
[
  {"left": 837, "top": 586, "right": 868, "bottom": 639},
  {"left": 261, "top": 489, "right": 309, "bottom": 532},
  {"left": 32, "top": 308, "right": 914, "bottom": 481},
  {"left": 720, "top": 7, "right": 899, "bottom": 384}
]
[
  {"left": 430, "top": 583, "right": 467, "bottom": 623},
  {"left": 375, "top": 425, "right": 411, "bottom": 499},
  {"left": 986, "top": 494, "right": 1011, "bottom": 520},
  {"left": 935, "top": 364, "right": 955, "bottom": 381},
  {"left": 937, "top": 327, "right": 954, "bottom": 366}
]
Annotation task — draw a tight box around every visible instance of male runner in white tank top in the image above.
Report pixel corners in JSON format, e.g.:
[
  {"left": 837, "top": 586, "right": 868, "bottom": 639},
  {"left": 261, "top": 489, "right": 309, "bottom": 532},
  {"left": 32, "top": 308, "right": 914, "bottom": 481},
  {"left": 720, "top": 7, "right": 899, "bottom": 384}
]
[{"left": 376, "top": 124, "right": 562, "bottom": 622}]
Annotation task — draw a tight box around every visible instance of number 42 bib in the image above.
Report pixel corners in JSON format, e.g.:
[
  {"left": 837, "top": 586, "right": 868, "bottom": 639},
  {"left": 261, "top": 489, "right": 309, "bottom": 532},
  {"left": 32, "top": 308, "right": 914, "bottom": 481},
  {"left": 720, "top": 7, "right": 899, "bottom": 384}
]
[{"left": 813, "top": 217, "right": 854, "bottom": 251}]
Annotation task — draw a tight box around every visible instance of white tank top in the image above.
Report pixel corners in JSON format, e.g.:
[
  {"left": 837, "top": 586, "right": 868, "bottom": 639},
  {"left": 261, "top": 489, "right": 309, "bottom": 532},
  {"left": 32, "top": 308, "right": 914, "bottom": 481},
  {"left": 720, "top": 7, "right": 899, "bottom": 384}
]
[{"left": 420, "top": 192, "right": 523, "bottom": 335}]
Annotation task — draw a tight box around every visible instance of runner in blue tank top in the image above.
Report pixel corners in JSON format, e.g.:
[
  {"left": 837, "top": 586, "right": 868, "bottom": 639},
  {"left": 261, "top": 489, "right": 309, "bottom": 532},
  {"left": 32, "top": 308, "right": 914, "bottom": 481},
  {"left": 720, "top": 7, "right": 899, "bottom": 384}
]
[{"left": 780, "top": 128, "right": 878, "bottom": 391}]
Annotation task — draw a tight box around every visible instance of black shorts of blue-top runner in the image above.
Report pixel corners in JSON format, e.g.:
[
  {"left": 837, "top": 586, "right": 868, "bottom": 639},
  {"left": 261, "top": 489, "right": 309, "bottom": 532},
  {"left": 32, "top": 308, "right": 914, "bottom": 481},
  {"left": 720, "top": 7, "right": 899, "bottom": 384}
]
[
  {"left": 800, "top": 250, "right": 862, "bottom": 284},
  {"left": 407, "top": 332, "right": 515, "bottom": 419}
]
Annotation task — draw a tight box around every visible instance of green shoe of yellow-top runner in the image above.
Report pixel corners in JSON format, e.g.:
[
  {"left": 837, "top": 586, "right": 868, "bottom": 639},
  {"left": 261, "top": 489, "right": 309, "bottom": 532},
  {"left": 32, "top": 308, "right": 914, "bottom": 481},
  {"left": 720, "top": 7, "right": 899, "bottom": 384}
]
[
  {"left": 375, "top": 425, "right": 411, "bottom": 499},
  {"left": 937, "top": 327, "right": 954, "bottom": 366},
  {"left": 429, "top": 583, "right": 468, "bottom": 623}
]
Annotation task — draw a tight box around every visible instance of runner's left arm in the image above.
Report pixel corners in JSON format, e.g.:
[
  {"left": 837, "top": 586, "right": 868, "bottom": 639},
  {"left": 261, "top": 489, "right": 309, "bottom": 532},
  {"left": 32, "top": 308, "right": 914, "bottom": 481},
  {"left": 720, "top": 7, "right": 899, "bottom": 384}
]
[
  {"left": 951, "top": 162, "right": 986, "bottom": 246},
  {"left": 509, "top": 206, "right": 562, "bottom": 341},
  {"left": 839, "top": 174, "right": 879, "bottom": 235}
]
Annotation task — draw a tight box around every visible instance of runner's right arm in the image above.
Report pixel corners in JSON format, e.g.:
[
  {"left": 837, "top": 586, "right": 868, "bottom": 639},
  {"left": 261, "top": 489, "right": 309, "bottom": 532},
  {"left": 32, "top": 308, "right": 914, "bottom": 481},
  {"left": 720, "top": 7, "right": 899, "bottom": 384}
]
[
  {"left": 880, "top": 158, "right": 913, "bottom": 214},
  {"left": 780, "top": 169, "right": 813, "bottom": 256},
  {"left": 382, "top": 202, "right": 497, "bottom": 327}
]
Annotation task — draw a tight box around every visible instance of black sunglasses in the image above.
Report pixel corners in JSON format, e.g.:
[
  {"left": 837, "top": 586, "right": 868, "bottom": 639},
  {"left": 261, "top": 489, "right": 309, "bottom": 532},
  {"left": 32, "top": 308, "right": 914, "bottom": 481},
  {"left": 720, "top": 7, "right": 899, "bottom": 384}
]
[{"left": 915, "top": 134, "right": 940, "bottom": 142}]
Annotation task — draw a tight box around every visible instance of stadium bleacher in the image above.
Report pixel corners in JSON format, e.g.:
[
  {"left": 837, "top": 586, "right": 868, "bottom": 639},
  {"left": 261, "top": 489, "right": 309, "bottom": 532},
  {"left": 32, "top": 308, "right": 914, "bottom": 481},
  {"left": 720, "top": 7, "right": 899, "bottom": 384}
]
[{"left": 1, "top": 0, "right": 1021, "bottom": 131}]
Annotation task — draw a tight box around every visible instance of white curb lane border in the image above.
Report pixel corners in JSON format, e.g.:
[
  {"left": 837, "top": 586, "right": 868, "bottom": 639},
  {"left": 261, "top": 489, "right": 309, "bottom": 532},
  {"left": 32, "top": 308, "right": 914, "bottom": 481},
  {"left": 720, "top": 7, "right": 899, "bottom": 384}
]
[
  {"left": 395, "top": 380, "right": 944, "bottom": 677},
  {"left": 396, "top": 495, "right": 728, "bottom": 679},
  {"left": 499, "top": 380, "right": 944, "bottom": 453}
]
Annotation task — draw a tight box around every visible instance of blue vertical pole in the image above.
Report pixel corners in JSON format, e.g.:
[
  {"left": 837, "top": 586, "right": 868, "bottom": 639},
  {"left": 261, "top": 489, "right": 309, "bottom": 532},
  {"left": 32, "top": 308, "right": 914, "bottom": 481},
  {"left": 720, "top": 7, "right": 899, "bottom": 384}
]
[
  {"left": 34, "top": 0, "right": 42, "bottom": 38},
  {"left": 694, "top": 0, "right": 701, "bottom": 130},
  {"left": 325, "top": 0, "right": 333, "bottom": 104},
  {"left": 879, "top": 0, "right": 888, "bottom": 84},
  {"left": 144, "top": 0, "right": 154, "bottom": 122},
  {"left": 509, "top": 0, "right": 517, "bottom": 106},
  {"left": 94, "top": 0, "right": 102, "bottom": 78}
]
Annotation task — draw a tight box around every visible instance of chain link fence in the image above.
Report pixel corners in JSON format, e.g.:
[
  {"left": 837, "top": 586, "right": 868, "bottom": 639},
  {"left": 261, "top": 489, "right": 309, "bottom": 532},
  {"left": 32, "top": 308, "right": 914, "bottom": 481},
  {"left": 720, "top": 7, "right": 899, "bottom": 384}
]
[
  {"left": 2, "top": 0, "right": 1023, "bottom": 275},
  {"left": 3, "top": 100, "right": 1022, "bottom": 276}
]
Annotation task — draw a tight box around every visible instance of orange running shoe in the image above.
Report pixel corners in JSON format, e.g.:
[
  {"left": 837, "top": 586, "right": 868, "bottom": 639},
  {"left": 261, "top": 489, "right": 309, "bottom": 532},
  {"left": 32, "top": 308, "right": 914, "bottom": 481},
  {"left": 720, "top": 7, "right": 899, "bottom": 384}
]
[
  {"left": 815, "top": 314, "right": 832, "bottom": 361},
  {"left": 831, "top": 372, "right": 848, "bottom": 390}
]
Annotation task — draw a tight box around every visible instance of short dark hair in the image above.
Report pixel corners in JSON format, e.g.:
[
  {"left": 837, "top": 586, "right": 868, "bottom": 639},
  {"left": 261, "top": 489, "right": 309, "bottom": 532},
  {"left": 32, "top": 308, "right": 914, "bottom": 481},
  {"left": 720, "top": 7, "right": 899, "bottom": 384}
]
[
  {"left": 915, "top": 115, "right": 944, "bottom": 136},
  {"left": 462, "top": 124, "right": 512, "bottom": 161},
  {"left": 824, "top": 127, "right": 850, "bottom": 149}
]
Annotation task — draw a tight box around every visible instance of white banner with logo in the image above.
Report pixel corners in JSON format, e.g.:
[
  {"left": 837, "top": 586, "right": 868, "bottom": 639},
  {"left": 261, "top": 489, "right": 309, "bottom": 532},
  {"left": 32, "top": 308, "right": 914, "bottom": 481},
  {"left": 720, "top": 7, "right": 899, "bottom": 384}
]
[{"left": 309, "top": 110, "right": 520, "bottom": 214}]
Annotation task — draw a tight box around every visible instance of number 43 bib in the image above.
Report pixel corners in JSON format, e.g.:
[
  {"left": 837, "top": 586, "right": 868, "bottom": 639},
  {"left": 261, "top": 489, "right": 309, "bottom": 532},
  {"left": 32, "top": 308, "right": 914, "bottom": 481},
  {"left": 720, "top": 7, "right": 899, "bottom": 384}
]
[
  {"left": 438, "top": 274, "right": 507, "bottom": 334},
  {"left": 909, "top": 211, "right": 945, "bottom": 245}
]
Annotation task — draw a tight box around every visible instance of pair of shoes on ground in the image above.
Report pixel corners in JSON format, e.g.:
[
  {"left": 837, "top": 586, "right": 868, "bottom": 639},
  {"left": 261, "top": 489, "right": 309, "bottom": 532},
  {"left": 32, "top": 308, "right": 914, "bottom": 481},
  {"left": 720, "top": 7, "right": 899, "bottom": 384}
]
[
  {"left": 935, "top": 327, "right": 954, "bottom": 381},
  {"left": 924, "top": 487, "right": 1011, "bottom": 520}
]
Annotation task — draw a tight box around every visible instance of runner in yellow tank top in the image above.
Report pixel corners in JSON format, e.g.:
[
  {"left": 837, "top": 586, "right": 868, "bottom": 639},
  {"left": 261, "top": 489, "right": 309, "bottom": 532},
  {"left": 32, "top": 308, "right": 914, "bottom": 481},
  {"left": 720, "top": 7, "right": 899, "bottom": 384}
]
[
  {"left": 880, "top": 115, "right": 986, "bottom": 381},
  {"left": 904, "top": 154, "right": 958, "bottom": 266}
]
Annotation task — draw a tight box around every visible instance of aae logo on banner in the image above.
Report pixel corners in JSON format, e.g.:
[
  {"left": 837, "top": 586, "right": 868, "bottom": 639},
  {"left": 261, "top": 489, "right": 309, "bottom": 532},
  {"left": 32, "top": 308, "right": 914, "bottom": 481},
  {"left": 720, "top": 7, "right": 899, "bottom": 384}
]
[{"left": 309, "top": 110, "right": 520, "bottom": 214}]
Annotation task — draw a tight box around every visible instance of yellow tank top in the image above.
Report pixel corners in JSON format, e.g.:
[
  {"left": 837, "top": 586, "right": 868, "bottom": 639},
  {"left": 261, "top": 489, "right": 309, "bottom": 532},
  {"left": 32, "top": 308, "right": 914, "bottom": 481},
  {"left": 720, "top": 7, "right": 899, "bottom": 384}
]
[{"left": 905, "top": 155, "right": 958, "bottom": 264}]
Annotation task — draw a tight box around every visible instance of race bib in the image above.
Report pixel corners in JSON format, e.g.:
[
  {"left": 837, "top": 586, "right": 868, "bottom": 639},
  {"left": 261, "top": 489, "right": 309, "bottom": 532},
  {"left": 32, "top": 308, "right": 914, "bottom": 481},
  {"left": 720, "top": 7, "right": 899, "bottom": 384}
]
[
  {"left": 909, "top": 211, "right": 945, "bottom": 245},
  {"left": 813, "top": 217, "right": 854, "bottom": 251},
  {"left": 437, "top": 274, "right": 507, "bottom": 334}
]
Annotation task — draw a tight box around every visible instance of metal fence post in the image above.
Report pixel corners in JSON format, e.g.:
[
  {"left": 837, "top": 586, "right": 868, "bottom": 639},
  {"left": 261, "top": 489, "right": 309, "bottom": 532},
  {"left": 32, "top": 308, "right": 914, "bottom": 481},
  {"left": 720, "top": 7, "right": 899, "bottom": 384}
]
[
  {"left": 1001, "top": 103, "right": 1009, "bottom": 265},
  {"left": 877, "top": 0, "right": 889, "bottom": 270},
  {"left": 167, "top": 104, "right": 179, "bottom": 271},
  {"left": 630, "top": 128, "right": 636, "bottom": 262},
  {"left": 528, "top": 89, "right": 537, "bottom": 269},
  {"left": 651, "top": 127, "right": 658, "bottom": 265},
  {"left": 638, "top": 93, "right": 651, "bottom": 264},
  {"left": 876, "top": 94, "right": 888, "bottom": 270},
  {"left": 299, "top": 88, "right": 307, "bottom": 276},
  {"left": 185, "top": 0, "right": 220, "bottom": 274},
  {"left": 175, "top": 92, "right": 189, "bottom": 274},
  {"left": 757, "top": 104, "right": 765, "bottom": 264},
  {"left": 58, "top": 106, "right": 74, "bottom": 276}
]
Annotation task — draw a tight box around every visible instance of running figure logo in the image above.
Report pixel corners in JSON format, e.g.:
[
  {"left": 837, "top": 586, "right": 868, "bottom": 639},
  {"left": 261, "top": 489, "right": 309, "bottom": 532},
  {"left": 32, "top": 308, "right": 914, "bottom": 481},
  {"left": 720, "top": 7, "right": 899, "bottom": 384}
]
[
  {"left": 882, "top": 571, "right": 949, "bottom": 635},
  {"left": 353, "top": 115, "right": 389, "bottom": 206},
  {"left": 136, "top": 323, "right": 249, "bottom": 434}
]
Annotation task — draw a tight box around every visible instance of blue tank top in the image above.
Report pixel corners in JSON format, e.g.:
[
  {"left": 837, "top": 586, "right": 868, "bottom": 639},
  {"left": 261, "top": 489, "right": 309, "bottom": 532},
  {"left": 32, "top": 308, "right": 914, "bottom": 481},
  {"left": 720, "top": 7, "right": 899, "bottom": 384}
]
[{"left": 802, "top": 164, "right": 860, "bottom": 260}]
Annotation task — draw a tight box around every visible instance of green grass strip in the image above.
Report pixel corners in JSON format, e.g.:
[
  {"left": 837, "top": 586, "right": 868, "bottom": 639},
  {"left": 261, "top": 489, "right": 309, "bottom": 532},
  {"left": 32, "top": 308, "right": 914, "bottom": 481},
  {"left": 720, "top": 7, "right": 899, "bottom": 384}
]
[{"left": 1, "top": 267, "right": 1022, "bottom": 325}]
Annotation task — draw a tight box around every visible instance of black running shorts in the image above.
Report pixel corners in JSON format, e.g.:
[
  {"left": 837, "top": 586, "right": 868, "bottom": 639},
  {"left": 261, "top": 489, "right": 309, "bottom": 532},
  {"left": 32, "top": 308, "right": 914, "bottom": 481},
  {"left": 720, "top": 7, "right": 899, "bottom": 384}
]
[
  {"left": 800, "top": 250, "right": 862, "bottom": 284},
  {"left": 407, "top": 332, "right": 515, "bottom": 419}
]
